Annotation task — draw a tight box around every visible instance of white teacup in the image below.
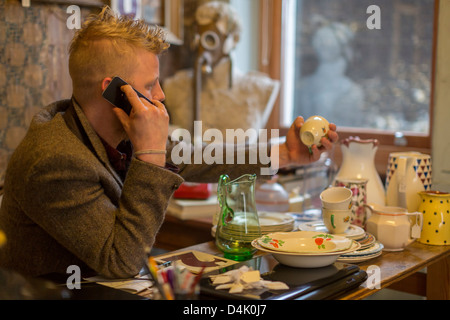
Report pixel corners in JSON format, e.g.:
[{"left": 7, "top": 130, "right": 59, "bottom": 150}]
[
  {"left": 320, "top": 187, "right": 353, "bottom": 210},
  {"left": 300, "top": 115, "right": 330, "bottom": 147},
  {"left": 322, "top": 208, "right": 352, "bottom": 234}
]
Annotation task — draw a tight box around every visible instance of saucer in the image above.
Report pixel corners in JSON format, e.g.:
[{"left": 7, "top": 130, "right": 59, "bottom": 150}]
[
  {"left": 337, "top": 242, "right": 384, "bottom": 263},
  {"left": 356, "top": 233, "right": 376, "bottom": 249},
  {"left": 298, "top": 221, "right": 366, "bottom": 240}
]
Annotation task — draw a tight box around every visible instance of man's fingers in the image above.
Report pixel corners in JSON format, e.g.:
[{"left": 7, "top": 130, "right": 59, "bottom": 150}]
[{"left": 121, "top": 85, "right": 145, "bottom": 112}]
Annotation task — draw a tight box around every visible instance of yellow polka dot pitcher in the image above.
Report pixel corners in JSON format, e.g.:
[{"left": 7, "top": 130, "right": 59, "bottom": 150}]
[{"left": 418, "top": 191, "right": 450, "bottom": 245}]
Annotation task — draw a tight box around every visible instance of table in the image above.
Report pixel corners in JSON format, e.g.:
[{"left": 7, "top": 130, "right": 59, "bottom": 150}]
[
  {"left": 155, "top": 215, "right": 450, "bottom": 300},
  {"left": 155, "top": 215, "right": 214, "bottom": 251},
  {"left": 160, "top": 240, "right": 450, "bottom": 300}
]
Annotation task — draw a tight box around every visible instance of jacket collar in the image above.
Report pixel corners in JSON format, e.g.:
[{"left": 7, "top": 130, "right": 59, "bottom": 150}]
[{"left": 63, "top": 98, "right": 124, "bottom": 187}]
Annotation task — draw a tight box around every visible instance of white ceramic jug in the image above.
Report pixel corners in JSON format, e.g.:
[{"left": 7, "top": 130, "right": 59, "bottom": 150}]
[
  {"left": 334, "top": 137, "right": 385, "bottom": 206},
  {"left": 365, "top": 204, "right": 423, "bottom": 251},
  {"left": 385, "top": 152, "right": 432, "bottom": 212}
]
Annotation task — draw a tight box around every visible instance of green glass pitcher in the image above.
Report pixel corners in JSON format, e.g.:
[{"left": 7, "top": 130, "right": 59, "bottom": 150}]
[{"left": 215, "top": 174, "right": 262, "bottom": 261}]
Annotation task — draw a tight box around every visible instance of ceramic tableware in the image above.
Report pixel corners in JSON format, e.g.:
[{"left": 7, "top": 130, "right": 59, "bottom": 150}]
[
  {"left": 386, "top": 152, "right": 432, "bottom": 212},
  {"left": 299, "top": 115, "right": 330, "bottom": 148},
  {"left": 257, "top": 231, "right": 353, "bottom": 253},
  {"left": 322, "top": 208, "right": 351, "bottom": 234},
  {"left": 334, "top": 137, "right": 385, "bottom": 206},
  {"left": 417, "top": 191, "right": 450, "bottom": 246},
  {"left": 365, "top": 204, "right": 423, "bottom": 251},
  {"left": 251, "top": 238, "right": 360, "bottom": 268},
  {"left": 334, "top": 178, "right": 369, "bottom": 228},
  {"left": 320, "top": 186, "right": 353, "bottom": 210},
  {"left": 298, "top": 221, "right": 366, "bottom": 240},
  {"left": 337, "top": 242, "right": 384, "bottom": 263},
  {"left": 257, "top": 212, "right": 295, "bottom": 233}
]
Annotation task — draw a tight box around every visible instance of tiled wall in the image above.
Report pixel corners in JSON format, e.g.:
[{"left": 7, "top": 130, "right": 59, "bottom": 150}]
[{"left": 0, "top": 1, "right": 93, "bottom": 182}]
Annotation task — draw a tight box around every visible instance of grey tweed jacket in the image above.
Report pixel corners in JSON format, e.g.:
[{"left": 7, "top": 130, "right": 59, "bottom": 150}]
[{"left": 0, "top": 99, "right": 267, "bottom": 278}]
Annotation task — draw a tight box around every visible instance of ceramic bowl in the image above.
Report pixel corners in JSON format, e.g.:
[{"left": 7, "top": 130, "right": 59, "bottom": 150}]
[
  {"left": 300, "top": 115, "right": 330, "bottom": 147},
  {"left": 257, "top": 231, "right": 353, "bottom": 253},
  {"left": 251, "top": 239, "right": 360, "bottom": 268}
]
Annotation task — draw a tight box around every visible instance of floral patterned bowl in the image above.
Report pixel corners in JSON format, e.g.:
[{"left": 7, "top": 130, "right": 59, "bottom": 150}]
[
  {"left": 252, "top": 238, "right": 360, "bottom": 268},
  {"left": 256, "top": 231, "right": 353, "bottom": 253}
]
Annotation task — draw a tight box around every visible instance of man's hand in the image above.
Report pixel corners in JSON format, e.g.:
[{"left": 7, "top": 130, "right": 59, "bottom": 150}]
[{"left": 113, "top": 85, "right": 169, "bottom": 166}]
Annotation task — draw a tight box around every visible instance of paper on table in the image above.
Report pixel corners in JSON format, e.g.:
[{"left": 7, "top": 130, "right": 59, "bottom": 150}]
[
  {"left": 154, "top": 250, "right": 239, "bottom": 274},
  {"left": 84, "top": 274, "right": 153, "bottom": 294}
]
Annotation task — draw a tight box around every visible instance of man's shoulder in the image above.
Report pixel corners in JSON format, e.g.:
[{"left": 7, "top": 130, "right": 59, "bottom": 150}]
[{"left": 10, "top": 101, "right": 92, "bottom": 169}]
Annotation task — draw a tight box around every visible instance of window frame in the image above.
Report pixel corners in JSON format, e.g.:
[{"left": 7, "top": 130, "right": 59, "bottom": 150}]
[{"left": 259, "top": 0, "right": 438, "bottom": 177}]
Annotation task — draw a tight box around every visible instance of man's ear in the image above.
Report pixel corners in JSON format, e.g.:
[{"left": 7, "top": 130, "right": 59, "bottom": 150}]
[{"left": 101, "top": 77, "right": 113, "bottom": 91}]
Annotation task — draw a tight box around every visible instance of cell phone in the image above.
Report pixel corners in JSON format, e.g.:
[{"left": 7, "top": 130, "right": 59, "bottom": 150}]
[{"left": 102, "top": 76, "right": 153, "bottom": 115}]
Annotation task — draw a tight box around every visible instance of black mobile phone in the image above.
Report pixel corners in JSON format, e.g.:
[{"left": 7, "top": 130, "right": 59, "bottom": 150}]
[{"left": 102, "top": 76, "right": 153, "bottom": 115}]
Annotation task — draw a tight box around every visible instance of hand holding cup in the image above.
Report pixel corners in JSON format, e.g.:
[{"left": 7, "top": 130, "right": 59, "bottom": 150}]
[{"left": 300, "top": 115, "right": 330, "bottom": 148}]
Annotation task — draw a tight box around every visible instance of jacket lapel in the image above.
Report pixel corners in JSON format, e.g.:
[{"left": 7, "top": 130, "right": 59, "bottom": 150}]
[{"left": 66, "top": 99, "right": 124, "bottom": 188}]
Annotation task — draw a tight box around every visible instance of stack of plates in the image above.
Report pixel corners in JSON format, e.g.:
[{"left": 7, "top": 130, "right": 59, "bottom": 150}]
[
  {"left": 211, "top": 212, "right": 295, "bottom": 237},
  {"left": 337, "top": 233, "right": 384, "bottom": 263},
  {"left": 298, "top": 221, "right": 384, "bottom": 263},
  {"left": 251, "top": 231, "right": 360, "bottom": 268},
  {"left": 337, "top": 242, "right": 384, "bottom": 263},
  {"left": 298, "top": 221, "right": 366, "bottom": 240},
  {"left": 258, "top": 212, "right": 295, "bottom": 234}
]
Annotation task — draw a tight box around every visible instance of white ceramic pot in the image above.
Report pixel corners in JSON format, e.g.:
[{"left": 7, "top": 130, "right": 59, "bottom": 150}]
[
  {"left": 365, "top": 204, "right": 422, "bottom": 251},
  {"left": 385, "top": 152, "right": 432, "bottom": 212},
  {"left": 334, "top": 137, "right": 385, "bottom": 206}
]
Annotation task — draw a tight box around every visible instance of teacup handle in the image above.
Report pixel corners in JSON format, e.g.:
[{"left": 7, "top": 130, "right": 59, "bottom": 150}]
[{"left": 406, "top": 211, "right": 423, "bottom": 239}]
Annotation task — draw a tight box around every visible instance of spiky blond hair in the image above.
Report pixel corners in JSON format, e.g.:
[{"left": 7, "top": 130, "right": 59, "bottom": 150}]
[{"left": 69, "top": 6, "right": 169, "bottom": 102}]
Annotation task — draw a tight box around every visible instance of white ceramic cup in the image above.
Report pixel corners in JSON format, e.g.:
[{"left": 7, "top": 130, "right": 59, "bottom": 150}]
[
  {"left": 320, "top": 187, "right": 353, "bottom": 210},
  {"left": 322, "top": 208, "right": 352, "bottom": 234},
  {"left": 300, "top": 115, "right": 330, "bottom": 147}
]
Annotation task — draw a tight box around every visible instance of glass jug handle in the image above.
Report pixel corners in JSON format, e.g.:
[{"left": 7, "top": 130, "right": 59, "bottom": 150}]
[{"left": 217, "top": 175, "right": 234, "bottom": 225}]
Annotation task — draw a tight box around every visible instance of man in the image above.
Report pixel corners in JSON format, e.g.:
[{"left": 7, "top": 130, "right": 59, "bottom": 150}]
[{"left": 0, "top": 7, "right": 338, "bottom": 279}]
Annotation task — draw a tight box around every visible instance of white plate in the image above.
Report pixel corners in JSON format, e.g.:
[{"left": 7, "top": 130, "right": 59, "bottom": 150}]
[
  {"left": 298, "top": 221, "right": 366, "bottom": 240},
  {"left": 337, "top": 251, "right": 382, "bottom": 263},
  {"left": 257, "top": 231, "right": 353, "bottom": 254},
  {"left": 258, "top": 212, "right": 295, "bottom": 227},
  {"left": 211, "top": 212, "right": 295, "bottom": 237},
  {"left": 340, "top": 242, "right": 384, "bottom": 257},
  {"left": 356, "top": 233, "right": 376, "bottom": 249},
  {"left": 251, "top": 239, "right": 361, "bottom": 268}
]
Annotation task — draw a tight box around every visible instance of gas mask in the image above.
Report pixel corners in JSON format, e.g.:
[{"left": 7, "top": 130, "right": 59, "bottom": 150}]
[
  {"left": 192, "top": 23, "right": 235, "bottom": 74},
  {"left": 191, "top": 2, "right": 240, "bottom": 127}
]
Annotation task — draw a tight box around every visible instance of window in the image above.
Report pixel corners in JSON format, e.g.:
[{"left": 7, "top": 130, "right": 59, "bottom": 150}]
[{"left": 260, "top": 0, "right": 437, "bottom": 175}]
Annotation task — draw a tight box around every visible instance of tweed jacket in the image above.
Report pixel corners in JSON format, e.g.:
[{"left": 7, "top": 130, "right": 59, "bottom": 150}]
[{"left": 0, "top": 99, "right": 268, "bottom": 278}]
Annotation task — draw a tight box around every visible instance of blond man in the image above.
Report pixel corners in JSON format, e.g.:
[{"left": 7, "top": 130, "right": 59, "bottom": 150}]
[{"left": 0, "top": 7, "right": 337, "bottom": 278}]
